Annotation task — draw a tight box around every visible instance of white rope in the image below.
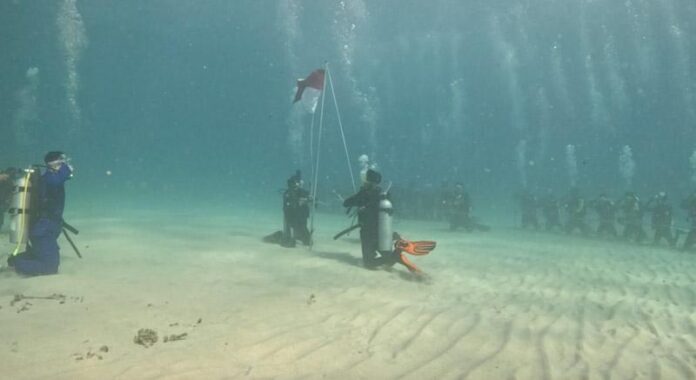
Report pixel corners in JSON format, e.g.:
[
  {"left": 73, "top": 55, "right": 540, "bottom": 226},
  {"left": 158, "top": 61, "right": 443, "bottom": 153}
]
[
  {"left": 327, "top": 68, "right": 357, "bottom": 192},
  {"left": 310, "top": 65, "right": 328, "bottom": 233}
]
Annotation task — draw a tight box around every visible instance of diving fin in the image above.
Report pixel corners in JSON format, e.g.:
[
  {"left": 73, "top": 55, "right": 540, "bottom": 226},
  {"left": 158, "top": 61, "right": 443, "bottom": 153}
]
[{"left": 395, "top": 239, "right": 437, "bottom": 256}]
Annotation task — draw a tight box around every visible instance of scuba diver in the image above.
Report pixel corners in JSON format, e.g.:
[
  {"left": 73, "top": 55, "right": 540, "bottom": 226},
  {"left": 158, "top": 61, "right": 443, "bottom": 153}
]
[
  {"left": 680, "top": 190, "right": 696, "bottom": 251},
  {"left": 6, "top": 152, "right": 74, "bottom": 276},
  {"left": 619, "top": 192, "right": 646, "bottom": 243},
  {"left": 340, "top": 169, "right": 435, "bottom": 273},
  {"left": 437, "top": 181, "right": 452, "bottom": 222},
  {"left": 282, "top": 170, "right": 311, "bottom": 247},
  {"left": 590, "top": 193, "right": 618, "bottom": 238},
  {"left": 645, "top": 191, "right": 677, "bottom": 247},
  {"left": 263, "top": 170, "right": 312, "bottom": 248},
  {"left": 446, "top": 183, "right": 490, "bottom": 232},
  {"left": 447, "top": 183, "right": 470, "bottom": 230},
  {"left": 516, "top": 190, "right": 539, "bottom": 230},
  {"left": 564, "top": 188, "right": 589, "bottom": 235},
  {"left": 540, "top": 190, "right": 563, "bottom": 232}
]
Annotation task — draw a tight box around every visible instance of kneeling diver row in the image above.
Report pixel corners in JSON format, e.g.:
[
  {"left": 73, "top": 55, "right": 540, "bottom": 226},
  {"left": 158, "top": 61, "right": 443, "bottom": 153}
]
[{"left": 264, "top": 169, "right": 437, "bottom": 274}]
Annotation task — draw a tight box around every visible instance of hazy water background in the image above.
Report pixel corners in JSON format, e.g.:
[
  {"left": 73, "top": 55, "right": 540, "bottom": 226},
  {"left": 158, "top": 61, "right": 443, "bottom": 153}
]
[{"left": 1, "top": 0, "right": 695, "bottom": 218}]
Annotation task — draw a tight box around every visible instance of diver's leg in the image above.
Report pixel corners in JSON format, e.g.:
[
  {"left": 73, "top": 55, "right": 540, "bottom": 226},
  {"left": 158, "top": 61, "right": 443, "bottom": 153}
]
[
  {"left": 298, "top": 221, "right": 311, "bottom": 245},
  {"left": 463, "top": 216, "right": 475, "bottom": 232},
  {"left": 682, "top": 230, "right": 695, "bottom": 250},
  {"left": 666, "top": 228, "right": 676, "bottom": 247},
  {"left": 289, "top": 217, "right": 309, "bottom": 246},
  {"left": 624, "top": 225, "right": 635, "bottom": 241},
  {"left": 13, "top": 219, "right": 60, "bottom": 276},
  {"left": 448, "top": 214, "right": 457, "bottom": 231},
  {"left": 280, "top": 213, "right": 295, "bottom": 247},
  {"left": 360, "top": 229, "right": 379, "bottom": 269}
]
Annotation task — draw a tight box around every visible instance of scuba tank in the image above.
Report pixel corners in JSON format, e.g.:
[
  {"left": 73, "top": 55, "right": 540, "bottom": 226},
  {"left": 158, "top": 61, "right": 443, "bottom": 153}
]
[
  {"left": 378, "top": 193, "right": 393, "bottom": 252},
  {"left": 8, "top": 168, "right": 35, "bottom": 244}
]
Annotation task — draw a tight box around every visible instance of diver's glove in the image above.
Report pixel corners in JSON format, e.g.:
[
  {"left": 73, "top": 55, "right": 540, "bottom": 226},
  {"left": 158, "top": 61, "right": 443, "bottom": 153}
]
[{"left": 62, "top": 156, "right": 74, "bottom": 174}]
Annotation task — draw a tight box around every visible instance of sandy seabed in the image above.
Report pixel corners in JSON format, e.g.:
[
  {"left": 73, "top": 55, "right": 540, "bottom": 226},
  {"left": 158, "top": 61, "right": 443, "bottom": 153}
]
[{"left": 1, "top": 207, "right": 695, "bottom": 380}]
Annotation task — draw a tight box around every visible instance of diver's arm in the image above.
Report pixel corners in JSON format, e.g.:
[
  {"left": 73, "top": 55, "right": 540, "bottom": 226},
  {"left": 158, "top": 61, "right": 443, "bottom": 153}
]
[
  {"left": 43, "top": 163, "right": 72, "bottom": 185},
  {"left": 343, "top": 190, "right": 367, "bottom": 208}
]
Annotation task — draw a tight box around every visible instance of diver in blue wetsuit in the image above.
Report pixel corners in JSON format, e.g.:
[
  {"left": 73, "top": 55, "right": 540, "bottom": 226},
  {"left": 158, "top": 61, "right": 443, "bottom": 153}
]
[
  {"left": 7, "top": 152, "right": 73, "bottom": 276},
  {"left": 0, "top": 168, "right": 14, "bottom": 230}
]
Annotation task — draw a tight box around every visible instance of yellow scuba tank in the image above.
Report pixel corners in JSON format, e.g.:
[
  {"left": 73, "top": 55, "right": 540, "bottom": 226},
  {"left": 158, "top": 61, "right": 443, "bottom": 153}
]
[{"left": 9, "top": 168, "right": 34, "bottom": 247}]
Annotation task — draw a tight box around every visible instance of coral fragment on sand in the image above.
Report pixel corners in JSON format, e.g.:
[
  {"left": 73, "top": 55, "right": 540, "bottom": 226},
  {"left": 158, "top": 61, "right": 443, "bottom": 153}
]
[{"left": 133, "top": 329, "right": 158, "bottom": 347}]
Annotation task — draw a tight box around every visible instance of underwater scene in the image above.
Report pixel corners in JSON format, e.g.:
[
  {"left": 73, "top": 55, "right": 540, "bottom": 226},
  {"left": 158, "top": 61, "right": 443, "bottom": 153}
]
[{"left": 1, "top": 0, "right": 695, "bottom": 378}]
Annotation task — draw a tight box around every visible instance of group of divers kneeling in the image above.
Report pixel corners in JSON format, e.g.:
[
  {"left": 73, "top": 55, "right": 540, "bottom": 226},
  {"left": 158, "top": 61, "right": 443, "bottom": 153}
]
[
  {"left": 514, "top": 188, "right": 696, "bottom": 250},
  {"left": 264, "top": 169, "right": 437, "bottom": 275}
]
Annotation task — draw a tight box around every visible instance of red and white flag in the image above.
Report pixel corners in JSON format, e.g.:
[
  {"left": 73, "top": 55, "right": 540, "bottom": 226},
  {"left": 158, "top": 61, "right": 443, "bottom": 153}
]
[{"left": 293, "top": 69, "right": 325, "bottom": 113}]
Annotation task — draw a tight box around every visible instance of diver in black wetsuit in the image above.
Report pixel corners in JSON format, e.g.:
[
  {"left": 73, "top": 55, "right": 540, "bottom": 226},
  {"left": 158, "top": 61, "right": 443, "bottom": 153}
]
[
  {"left": 540, "top": 190, "right": 562, "bottom": 232},
  {"left": 445, "top": 183, "right": 489, "bottom": 232},
  {"left": 282, "top": 170, "right": 312, "bottom": 247},
  {"left": 680, "top": 191, "right": 696, "bottom": 251},
  {"left": 620, "top": 192, "right": 646, "bottom": 243},
  {"left": 342, "top": 169, "right": 398, "bottom": 269},
  {"left": 516, "top": 190, "right": 539, "bottom": 230},
  {"left": 447, "top": 183, "right": 471, "bottom": 230},
  {"left": 565, "top": 188, "right": 589, "bottom": 235},
  {"left": 591, "top": 193, "right": 618, "bottom": 238},
  {"left": 646, "top": 192, "right": 677, "bottom": 247}
]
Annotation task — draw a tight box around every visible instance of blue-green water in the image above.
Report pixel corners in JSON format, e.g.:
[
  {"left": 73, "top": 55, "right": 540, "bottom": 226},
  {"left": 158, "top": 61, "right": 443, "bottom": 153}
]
[
  {"left": 3, "top": 3, "right": 696, "bottom": 377},
  {"left": 1, "top": 0, "right": 695, "bottom": 214}
]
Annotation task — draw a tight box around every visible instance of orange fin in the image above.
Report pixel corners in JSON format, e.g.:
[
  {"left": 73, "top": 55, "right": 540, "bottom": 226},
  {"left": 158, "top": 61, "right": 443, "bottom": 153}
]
[{"left": 395, "top": 239, "right": 437, "bottom": 256}]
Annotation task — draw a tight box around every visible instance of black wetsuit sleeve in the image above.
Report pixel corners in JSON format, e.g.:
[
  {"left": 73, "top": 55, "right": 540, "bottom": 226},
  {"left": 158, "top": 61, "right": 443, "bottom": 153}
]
[{"left": 343, "top": 190, "right": 367, "bottom": 208}]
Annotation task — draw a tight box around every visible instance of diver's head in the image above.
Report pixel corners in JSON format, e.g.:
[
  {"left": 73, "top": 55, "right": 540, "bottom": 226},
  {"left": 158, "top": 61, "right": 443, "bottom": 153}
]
[
  {"left": 656, "top": 191, "right": 667, "bottom": 201},
  {"left": 287, "top": 170, "right": 302, "bottom": 188},
  {"left": 364, "top": 169, "right": 381, "bottom": 186},
  {"left": 44, "top": 151, "right": 67, "bottom": 171}
]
